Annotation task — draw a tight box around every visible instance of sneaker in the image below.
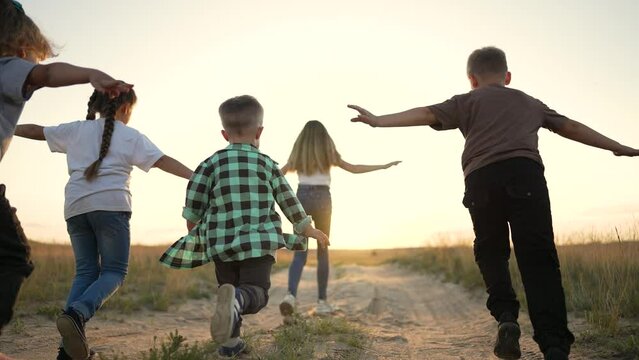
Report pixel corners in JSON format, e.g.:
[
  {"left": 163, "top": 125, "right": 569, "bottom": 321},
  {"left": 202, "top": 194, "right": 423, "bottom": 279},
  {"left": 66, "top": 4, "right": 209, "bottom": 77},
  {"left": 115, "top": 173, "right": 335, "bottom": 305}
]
[
  {"left": 544, "top": 347, "right": 568, "bottom": 360},
  {"left": 493, "top": 321, "right": 521, "bottom": 359},
  {"left": 218, "top": 337, "right": 248, "bottom": 358},
  {"left": 279, "top": 293, "right": 296, "bottom": 316},
  {"left": 211, "top": 284, "right": 240, "bottom": 343},
  {"left": 56, "top": 309, "right": 89, "bottom": 360},
  {"left": 315, "top": 299, "right": 334, "bottom": 316}
]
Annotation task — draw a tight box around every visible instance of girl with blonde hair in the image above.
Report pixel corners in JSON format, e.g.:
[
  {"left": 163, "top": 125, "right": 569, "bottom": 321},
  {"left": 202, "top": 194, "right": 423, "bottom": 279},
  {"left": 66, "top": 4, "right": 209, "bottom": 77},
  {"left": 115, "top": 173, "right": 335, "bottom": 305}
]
[{"left": 279, "top": 120, "right": 400, "bottom": 316}]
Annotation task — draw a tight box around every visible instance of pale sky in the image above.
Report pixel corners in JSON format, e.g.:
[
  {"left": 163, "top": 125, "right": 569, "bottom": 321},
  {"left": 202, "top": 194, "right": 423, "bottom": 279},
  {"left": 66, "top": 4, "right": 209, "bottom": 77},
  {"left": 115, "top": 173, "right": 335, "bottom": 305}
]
[{"left": 2, "top": 0, "right": 638, "bottom": 249}]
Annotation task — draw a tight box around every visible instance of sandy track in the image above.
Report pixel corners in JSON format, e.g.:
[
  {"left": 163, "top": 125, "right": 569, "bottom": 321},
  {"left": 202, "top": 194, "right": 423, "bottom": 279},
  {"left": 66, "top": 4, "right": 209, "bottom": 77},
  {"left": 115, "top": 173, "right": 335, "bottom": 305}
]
[{"left": 1, "top": 264, "right": 589, "bottom": 359}]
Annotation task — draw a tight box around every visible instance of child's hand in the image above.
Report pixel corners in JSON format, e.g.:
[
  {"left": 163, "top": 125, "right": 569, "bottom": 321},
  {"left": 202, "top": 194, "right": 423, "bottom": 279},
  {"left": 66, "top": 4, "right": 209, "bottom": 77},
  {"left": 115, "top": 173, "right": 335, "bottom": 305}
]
[
  {"left": 385, "top": 160, "right": 402, "bottom": 168},
  {"left": 89, "top": 71, "right": 133, "bottom": 98},
  {"left": 348, "top": 105, "right": 379, "bottom": 127},
  {"left": 308, "top": 228, "right": 330, "bottom": 248},
  {"left": 613, "top": 146, "right": 639, "bottom": 157}
]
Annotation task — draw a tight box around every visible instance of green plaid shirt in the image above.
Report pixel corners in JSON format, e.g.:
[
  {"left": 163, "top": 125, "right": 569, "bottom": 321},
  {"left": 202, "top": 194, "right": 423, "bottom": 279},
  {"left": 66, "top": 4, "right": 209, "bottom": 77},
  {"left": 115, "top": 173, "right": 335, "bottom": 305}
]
[{"left": 160, "top": 143, "right": 310, "bottom": 268}]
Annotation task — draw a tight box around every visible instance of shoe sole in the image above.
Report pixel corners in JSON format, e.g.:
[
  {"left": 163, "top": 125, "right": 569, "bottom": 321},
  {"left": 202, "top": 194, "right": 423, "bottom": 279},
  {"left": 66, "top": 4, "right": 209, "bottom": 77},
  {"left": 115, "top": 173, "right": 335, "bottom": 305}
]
[
  {"left": 279, "top": 301, "right": 294, "bottom": 316},
  {"left": 211, "top": 284, "right": 235, "bottom": 343},
  {"left": 56, "top": 314, "right": 89, "bottom": 360},
  {"left": 494, "top": 322, "right": 521, "bottom": 360}
]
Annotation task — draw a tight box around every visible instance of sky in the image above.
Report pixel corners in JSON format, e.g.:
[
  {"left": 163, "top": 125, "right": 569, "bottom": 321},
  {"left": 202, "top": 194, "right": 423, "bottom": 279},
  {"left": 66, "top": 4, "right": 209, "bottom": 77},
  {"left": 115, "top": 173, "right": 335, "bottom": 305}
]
[{"left": 1, "top": 0, "right": 638, "bottom": 249}]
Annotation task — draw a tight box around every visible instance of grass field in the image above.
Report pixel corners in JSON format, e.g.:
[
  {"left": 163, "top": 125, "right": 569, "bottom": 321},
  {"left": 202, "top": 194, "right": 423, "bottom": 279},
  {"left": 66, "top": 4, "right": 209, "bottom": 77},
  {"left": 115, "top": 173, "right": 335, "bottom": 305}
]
[
  {"left": 390, "top": 239, "right": 639, "bottom": 358},
  {"left": 13, "top": 233, "right": 639, "bottom": 358}
]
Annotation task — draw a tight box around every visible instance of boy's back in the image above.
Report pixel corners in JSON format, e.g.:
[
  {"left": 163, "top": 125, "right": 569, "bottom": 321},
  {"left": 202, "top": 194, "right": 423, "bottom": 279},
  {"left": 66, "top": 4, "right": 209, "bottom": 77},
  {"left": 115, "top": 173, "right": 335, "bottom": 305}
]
[
  {"left": 429, "top": 85, "right": 568, "bottom": 177},
  {"left": 186, "top": 143, "right": 308, "bottom": 262}
]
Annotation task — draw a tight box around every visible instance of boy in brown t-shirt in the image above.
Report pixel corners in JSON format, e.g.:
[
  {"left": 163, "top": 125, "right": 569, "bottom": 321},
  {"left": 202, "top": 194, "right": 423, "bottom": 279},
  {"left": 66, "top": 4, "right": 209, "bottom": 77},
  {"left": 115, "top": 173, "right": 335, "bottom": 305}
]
[{"left": 348, "top": 46, "right": 639, "bottom": 360}]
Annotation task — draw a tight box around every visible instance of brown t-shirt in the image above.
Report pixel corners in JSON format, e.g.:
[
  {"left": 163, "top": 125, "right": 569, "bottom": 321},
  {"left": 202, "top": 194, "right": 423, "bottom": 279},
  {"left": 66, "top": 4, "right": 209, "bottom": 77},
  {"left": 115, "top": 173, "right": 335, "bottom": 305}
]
[{"left": 428, "top": 84, "right": 569, "bottom": 177}]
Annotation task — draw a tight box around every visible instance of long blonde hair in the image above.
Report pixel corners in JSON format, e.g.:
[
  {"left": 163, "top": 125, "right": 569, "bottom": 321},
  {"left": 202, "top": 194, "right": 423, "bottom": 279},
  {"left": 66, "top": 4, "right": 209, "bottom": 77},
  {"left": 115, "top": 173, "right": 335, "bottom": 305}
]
[
  {"left": 0, "top": 0, "right": 55, "bottom": 61},
  {"left": 287, "top": 120, "right": 341, "bottom": 174}
]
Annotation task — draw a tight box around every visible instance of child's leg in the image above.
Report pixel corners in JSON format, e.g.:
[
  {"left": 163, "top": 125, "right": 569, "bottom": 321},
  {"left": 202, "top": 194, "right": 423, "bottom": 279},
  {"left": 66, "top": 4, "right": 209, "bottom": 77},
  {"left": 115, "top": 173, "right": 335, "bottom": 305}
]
[
  {"left": 0, "top": 185, "right": 33, "bottom": 332},
  {"left": 237, "top": 255, "right": 274, "bottom": 314},
  {"left": 287, "top": 250, "right": 308, "bottom": 296},
  {"left": 66, "top": 211, "right": 130, "bottom": 321},
  {"left": 213, "top": 256, "right": 273, "bottom": 339},
  {"left": 463, "top": 167, "right": 519, "bottom": 322},
  {"left": 65, "top": 214, "right": 100, "bottom": 312},
  {"left": 506, "top": 162, "right": 574, "bottom": 354},
  {"left": 312, "top": 207, "right": 332, "bottom": 301}
]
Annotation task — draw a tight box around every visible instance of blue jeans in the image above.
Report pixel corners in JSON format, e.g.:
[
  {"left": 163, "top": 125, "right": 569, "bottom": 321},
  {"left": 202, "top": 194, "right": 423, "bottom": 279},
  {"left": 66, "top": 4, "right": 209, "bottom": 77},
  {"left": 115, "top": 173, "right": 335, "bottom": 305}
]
[
  {"left": 65, "top": 211, "right": 131, "bottom": 321},
  {"left": 287, "top": 185, "right": 331, "bottom": 300}
]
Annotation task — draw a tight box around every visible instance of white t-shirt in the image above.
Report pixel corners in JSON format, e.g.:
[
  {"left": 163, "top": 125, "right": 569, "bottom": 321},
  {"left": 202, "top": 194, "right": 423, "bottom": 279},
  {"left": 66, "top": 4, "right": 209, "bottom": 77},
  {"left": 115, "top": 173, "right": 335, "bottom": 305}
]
[
  {"left": 298, "top": 171, "right": 331, "bottom": 186},
  {"left": 44, "top": 119, "right": 164, "bottom": 219}
]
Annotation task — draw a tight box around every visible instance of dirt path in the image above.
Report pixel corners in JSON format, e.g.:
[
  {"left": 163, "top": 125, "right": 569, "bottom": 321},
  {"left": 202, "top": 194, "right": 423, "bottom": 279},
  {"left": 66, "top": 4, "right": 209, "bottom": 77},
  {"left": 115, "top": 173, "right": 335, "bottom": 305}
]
[{"left": 1, "top": 264, "right": 589, "bottom": 359}]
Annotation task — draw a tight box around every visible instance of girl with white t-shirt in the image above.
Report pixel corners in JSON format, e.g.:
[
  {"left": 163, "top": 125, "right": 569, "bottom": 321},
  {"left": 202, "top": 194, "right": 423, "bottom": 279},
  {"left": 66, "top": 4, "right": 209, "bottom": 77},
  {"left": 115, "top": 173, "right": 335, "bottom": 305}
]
[
  {"left": 15, "top": 89, "right": 192, "bottom": 360},
  {"left": 278, "top": 120, "right": 400, "bottom": 316}
]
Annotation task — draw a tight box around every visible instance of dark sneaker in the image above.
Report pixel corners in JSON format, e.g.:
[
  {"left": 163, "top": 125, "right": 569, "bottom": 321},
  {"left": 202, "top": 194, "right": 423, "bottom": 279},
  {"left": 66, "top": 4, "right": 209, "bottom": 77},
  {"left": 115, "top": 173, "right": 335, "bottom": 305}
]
[
  {"left": 544, "top": 347, "right": 568, "bottom": 360},
  {"left": 218, "top": 338, "right": 248, "bottom": 358},
  {"left": 494, "top": 321, "right": 521, "bottom": 359},
  {"left": 211, "top": 284, "right": 240, "bottom": 343},
  {"left": 56, "top": 309, "right": 89, "bottom": 360}
]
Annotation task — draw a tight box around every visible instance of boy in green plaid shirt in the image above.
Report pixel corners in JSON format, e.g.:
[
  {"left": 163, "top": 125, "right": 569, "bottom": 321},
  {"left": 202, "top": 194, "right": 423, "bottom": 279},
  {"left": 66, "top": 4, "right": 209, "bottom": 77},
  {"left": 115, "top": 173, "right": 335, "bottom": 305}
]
[{"left": 160, "top": 95, "right": 329, "bottom": 358}]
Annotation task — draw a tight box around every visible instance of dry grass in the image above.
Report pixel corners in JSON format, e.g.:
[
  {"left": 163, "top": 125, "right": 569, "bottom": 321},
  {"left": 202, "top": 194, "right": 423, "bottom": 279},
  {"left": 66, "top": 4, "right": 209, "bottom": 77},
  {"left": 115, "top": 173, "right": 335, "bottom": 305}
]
[
  {"left": 390, "top": 239, "right": 639, "bottom": 358},
  {"left": 16, "top": 242, "right": 217, "bottom": 315}
]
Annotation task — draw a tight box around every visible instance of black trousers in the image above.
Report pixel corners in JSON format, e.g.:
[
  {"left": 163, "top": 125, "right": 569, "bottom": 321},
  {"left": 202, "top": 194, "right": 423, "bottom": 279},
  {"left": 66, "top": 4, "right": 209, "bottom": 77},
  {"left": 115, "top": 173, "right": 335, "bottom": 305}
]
[
  {"left": 213, "top": 255, "right": 274, "bottom": 338},
  {"left": 463, "top": 158, "right": 574, "bottom": 354},
  {"left": 0, "top": 184, "right": 33, "bottom": 333}
]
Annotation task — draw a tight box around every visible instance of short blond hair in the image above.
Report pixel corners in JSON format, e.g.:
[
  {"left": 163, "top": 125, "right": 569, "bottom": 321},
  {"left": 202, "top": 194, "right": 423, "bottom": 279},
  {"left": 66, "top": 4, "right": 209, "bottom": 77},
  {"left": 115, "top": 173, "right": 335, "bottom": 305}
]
[
  {"left": 0, "top": 0, "right": 55, "bottom": 61},
  {"left": 287, "top": 120, "right": 341, "bottom": 174},
  {"left": 218, "top": 95, "right": 263, "bottom": 136},
  {"left": 467, "top": 46, "right": 507, "bottom": 77}
]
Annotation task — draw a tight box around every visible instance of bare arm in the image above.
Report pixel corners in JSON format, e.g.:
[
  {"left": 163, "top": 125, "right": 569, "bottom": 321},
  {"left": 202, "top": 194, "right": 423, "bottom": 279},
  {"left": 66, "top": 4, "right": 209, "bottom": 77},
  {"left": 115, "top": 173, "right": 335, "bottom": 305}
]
[
  {"left": 153, "top": 155, "right": 194, "bottom": 179},
  {"left": 338, "top": 159, "right": 401, "bottom": 174},
  {"left": 25, "top": 63, "right": 132, "bottom": 97},
  {"left": 546, "top": 118, "right": 639, "bottom": 156},
  {"left": 348, "top": 105, "right": 439, "bottom": 127},
  {"left": 14, "top": 124, "right": 45, "bottom": 141}
]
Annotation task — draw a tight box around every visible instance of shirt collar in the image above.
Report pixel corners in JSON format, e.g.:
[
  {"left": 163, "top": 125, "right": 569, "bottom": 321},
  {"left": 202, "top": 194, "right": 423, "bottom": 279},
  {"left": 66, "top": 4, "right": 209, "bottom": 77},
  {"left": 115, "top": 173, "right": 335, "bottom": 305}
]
[{"left": 226, "top": 143, "right": 259, "bottom": 153}]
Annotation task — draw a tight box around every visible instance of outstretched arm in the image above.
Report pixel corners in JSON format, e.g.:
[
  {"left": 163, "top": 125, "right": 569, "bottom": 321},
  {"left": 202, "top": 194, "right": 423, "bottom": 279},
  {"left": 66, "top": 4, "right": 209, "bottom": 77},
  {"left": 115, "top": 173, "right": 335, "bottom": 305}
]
[
  {"left": 338, "top": 159, "right": 401, "bottom": 174},
  {"left": 348, "top": 105, "right": 439, "bottom": 127},
  {"left": 14, "top": 124, "right": 45, "bottom": 140},
  {"left": 546, "top": 118, "right": 639, "bottom": 156},
  {"left": 25, "top": 63, "right": 132, "bottom": 98},
  {"left": 153, "top": 155, "right": 193, "bottom": 179}
]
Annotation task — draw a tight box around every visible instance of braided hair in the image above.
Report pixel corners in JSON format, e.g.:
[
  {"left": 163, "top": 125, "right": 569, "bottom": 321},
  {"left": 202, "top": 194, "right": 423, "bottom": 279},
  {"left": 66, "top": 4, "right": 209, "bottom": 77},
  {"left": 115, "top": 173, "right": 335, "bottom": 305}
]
[{"left": 83, "top": 89, "right": 137, "bottom": 181}]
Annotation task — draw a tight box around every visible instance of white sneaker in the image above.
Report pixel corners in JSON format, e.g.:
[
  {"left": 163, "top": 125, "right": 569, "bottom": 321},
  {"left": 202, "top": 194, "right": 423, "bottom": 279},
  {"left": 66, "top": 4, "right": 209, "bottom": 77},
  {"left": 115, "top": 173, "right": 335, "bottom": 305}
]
[
  {"left": 315, "top": 299, "right": 334, "bottom": 315},
  {"left": 279, "top": 293, "right": 296, "bottom": 316}
]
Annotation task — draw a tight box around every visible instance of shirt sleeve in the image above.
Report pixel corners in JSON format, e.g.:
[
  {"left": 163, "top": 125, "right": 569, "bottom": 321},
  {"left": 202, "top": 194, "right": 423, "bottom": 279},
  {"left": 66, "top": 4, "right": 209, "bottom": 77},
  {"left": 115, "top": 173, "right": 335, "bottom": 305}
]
[
  {"left": 539, "top": 101, "right": 570, "bottom": 131},
  {"left": 270, "top": 165, "right": 311, "bottom": 234},
  {"left": 0, "top": 58, "right": 37, "bottom": 102},
  {"left": 182, "top": 161, "right": 212, "bottom": 223},
  {"left": 43, "top": 121, "right": 82, "bottom": 153},
  {"left": 428, "top": 95, "right": 462, "bottom": 131},
  {"left": 130, "top": 133, "right": 164, "bottom": 172}
]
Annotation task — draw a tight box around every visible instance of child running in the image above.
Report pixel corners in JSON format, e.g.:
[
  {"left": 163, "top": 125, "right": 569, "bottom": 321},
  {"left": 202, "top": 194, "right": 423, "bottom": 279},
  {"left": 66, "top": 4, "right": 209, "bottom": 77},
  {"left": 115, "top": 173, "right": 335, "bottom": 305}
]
[
  {"left": 14, "top": 89, "right": 192, "bottom": 360},
  {"left": 0, "top": 1, "right": 130, "bottom": 358},
  {"left": 278, "top": 120, "right": 400, "bottom": 316},
  {"left": 160, "top": 95, "right": 329, "bottom": 358},
  {"left": 348, "top": 46, "right": 639, "bottom": 360}
]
